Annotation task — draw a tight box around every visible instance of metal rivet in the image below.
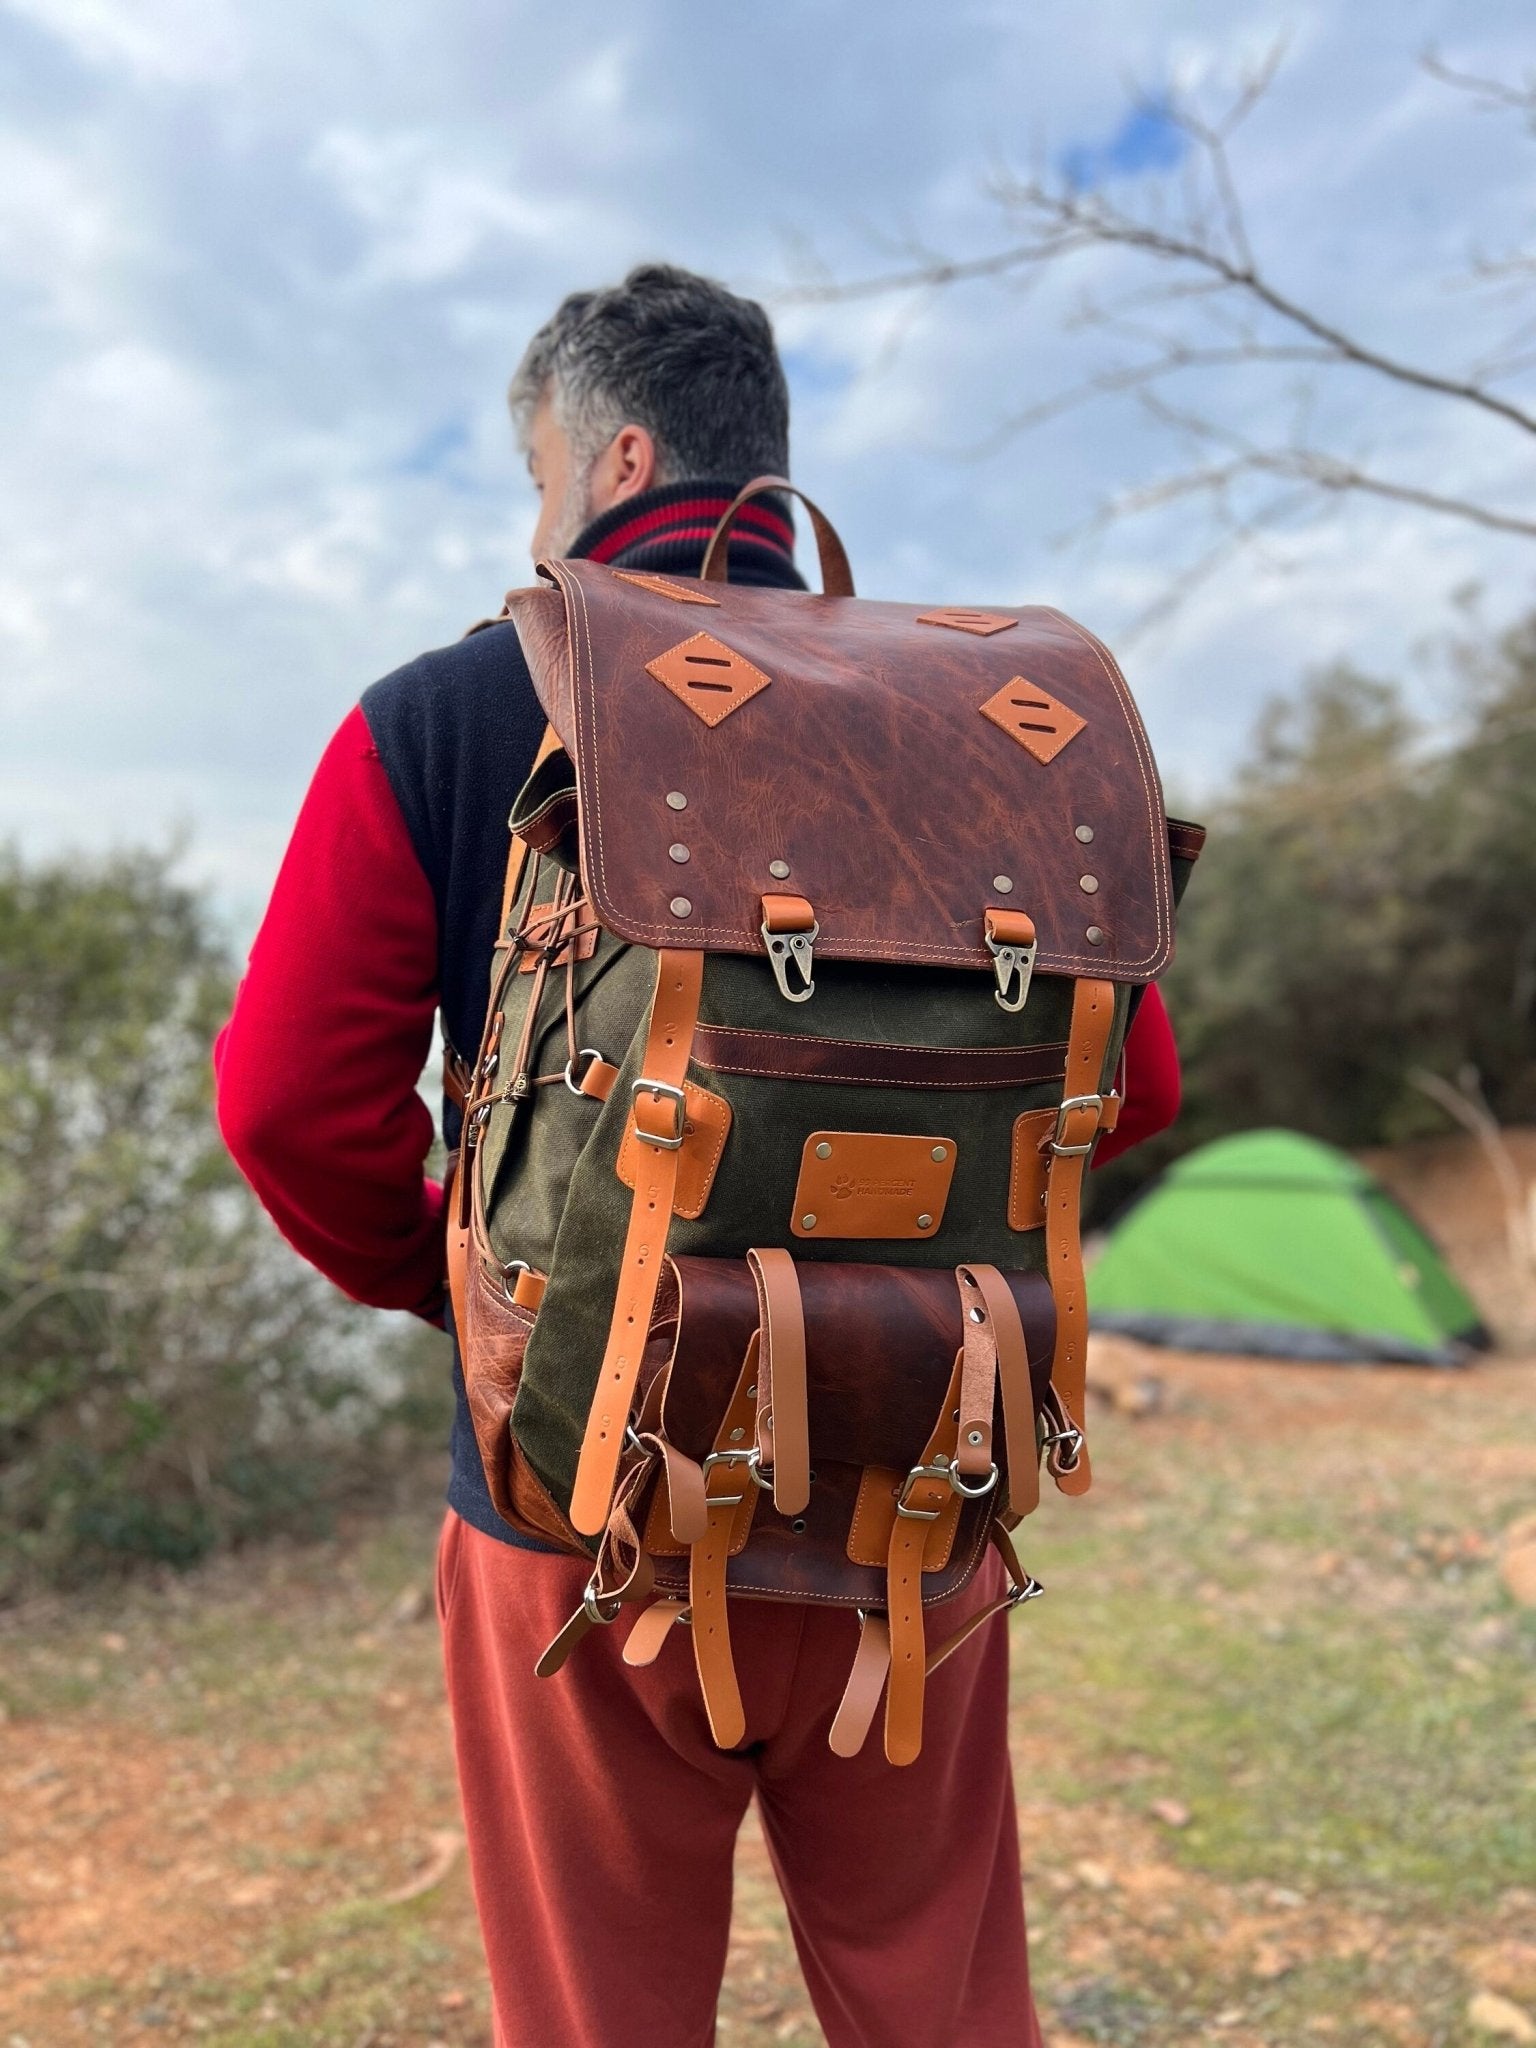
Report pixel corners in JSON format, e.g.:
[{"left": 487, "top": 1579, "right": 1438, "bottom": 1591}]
[
  {"left": 931, "top": 1145, "right": 947, "bottom": 1162},
  {"left": 916, "top": 1212, "right": 933, "bottom": 1229},
  {"left": 1086, "top": 925, "right": 1104, "bottom": 945},
  {"left": 768, "top": 858, "right": 791, "bottom": 880},
  {"left": 1075, "top": 824, "right": 1094, "bottom": 844},
  {"left": 666, "top": 791, "right": 688, "bottom": 811},
  {"left": 966, "top": 1429, "right": 985, "bottom": 1446},
  {"left": 670, "top": 896, "right": 693, "bottom": 917},
  {"left": 1079, "top": 874, "right": 1099, "bottom": 894},
  {"left": 746, "top": 1384, "right": 756, "bottom": 1398},
  {"left": 669, "top": 843, "right": 691, "bottom": 864},
  {"left": 992, "top": 874, "right": 1014, "bottom": 893},
  {"left": 815, "top": 1141, "right": 832, "bottom": 1159},
  {"left": 728, "top": 1426, "right": 745, "bottom": 1442},
  {"left": 801, "top": 1213, "right": 818, "bottom": 1230},
  {"left": 933, "top": 1454, "right": 949, "bottom": 1470}
]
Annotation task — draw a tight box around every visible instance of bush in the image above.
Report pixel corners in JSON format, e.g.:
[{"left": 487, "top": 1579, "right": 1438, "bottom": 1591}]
[{"left": 0, "top": 846, "right": 448, "bottom": 1596}]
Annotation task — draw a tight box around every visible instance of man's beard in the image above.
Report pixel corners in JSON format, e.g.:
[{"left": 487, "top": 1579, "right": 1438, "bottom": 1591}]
[{"left": 543, "top": 463, "right": 598, "bottom": 558}]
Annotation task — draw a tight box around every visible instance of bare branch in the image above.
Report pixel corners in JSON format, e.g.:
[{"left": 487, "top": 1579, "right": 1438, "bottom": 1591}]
[{"left": 1423, "top": 49, "right": 1536, "bottom": 123}]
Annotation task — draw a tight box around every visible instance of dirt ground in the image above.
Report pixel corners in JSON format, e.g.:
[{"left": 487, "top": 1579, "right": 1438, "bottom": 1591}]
[{"left": 2, "top": 1135, "right": 1532, "bottom": 2048}]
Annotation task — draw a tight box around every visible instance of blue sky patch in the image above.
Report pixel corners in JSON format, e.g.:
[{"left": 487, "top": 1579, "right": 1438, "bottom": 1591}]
[{"left": 1060, "top": 102, "right": 1188, "bottom": 191}]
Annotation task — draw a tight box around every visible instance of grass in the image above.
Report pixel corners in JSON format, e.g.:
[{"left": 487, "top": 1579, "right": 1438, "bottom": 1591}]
[{"left": 2, "top": 1348, "right": 1533, "bottom": 2047}]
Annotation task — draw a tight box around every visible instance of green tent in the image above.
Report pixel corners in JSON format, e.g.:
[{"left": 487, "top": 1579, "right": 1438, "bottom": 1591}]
[{"left": 1089, "top": 1128, "right": 1489, "bottom": 1365}]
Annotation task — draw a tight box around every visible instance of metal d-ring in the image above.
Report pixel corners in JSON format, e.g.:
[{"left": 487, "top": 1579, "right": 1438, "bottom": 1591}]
[
  {"left": 565, "top": 1048, "right": 607, "bottom": 1097},
  {"left": 581, "top": 1575, "right": 623, "bottom": 1627},
  {"left": 498, "top": 1258, "right": 532, "bottom": 1308},
  {"left": 947, "top": 1460, "right": 999, "bottom": 1500}
]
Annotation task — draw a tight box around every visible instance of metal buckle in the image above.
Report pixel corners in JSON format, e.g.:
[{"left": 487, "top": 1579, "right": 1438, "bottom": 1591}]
[
  {"left": 985, "top": 928, "right": 1036, "bottom": 1013},
  {"left": 700, "top": 1446, "right": 759, "bottom": 1507},
  {"left": 1038, "top": 1415, "right": 1084, "bottom": 1467},
  {"left": 565, "top": 1047, "right": 607, "bottom": 1097},
  {"left": 761, "top": 916, "right": 819, "bottom": 1003},
  {"left": 631, "top": 1077, "right": 687, "bottom": 1150},
  {"left": 896, "top": 1459, "right": 954, "bottom": 1520},
  {"left": 1048, "top": 1093, "right": 1103, "bottom": 1158}
]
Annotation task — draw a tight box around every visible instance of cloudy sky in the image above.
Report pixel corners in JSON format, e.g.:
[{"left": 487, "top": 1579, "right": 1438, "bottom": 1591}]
[{"left": 2, "top": 0, "right": 1532, "bottom": 938}]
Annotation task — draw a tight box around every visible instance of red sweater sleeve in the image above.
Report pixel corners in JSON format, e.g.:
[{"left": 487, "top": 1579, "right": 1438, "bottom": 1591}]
[
  {"left": 215, "top": 705, "right": 446, "bottom": 1318},
  {"left": 1093, "top": 982, "right": 1180, "bottom": 1167}
]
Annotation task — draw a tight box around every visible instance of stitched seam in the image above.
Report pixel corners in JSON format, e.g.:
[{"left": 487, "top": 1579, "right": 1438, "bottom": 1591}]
[
  {"left": 696, "top": 1060, "right": 1066, "bottom": 1089},
  {"left": 695, "top": 1028, "right": 1069, "bottom": 1063},
  {"left": 1008, "top": 1109, "right": 1057, "bottom": 1229}
]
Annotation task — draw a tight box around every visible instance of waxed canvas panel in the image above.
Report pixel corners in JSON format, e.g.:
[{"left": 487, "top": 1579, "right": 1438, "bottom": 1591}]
[{"left": 507, "top": 563, "right": 1175, "bottom": 982}]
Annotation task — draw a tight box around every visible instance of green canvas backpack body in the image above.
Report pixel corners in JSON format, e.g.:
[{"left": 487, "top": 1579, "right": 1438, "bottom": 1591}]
[{"left": 449, "top": 480, "right": 1204, "bottom": 1764}]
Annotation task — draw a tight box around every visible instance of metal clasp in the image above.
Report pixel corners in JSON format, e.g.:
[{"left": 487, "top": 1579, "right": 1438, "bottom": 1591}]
[
  {"left": 761, "top": 917, "right": 818, "bottom": 1003},
  {"left": 1048, "top": 1093, "right": 1103, "bottom": 1158},
  {"left": 631, "top": 1077, "right": 687, "bottom": 1150},
  {"left": 985, "top": 926, "right": 1036, "bottom": 1013}
]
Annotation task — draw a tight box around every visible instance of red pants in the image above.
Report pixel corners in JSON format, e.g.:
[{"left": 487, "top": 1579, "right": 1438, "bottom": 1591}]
[{"left": 436, "top": 1511, "right": 1043, "bottom": 2047}]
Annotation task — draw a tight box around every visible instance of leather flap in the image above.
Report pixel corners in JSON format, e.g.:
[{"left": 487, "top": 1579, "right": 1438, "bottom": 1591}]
[
  {"left": 505, "top": 561, "right": 1175, "bottom": 981},
  {"left": 660, "top": 1256, "right": 1054, "bottom": 1472}
]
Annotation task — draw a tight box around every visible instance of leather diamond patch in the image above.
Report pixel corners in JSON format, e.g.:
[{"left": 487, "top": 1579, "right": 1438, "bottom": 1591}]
[
  {"left": 646, "top": 632, "right": 771, "bottom": 726},
  {"left": 917, "top": 608, "right": 1017, "bottom": 636},
  {"left": 612, "top": 569, "right": 720, "bottom": 605},
  {"left": 979, "top": 676, "right": 1087, "bottom": 764}
]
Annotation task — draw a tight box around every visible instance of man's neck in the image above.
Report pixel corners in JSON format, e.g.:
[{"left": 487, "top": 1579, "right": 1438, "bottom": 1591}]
[{"left": 570, "top": 480, "right": 804, "bottom": 589}]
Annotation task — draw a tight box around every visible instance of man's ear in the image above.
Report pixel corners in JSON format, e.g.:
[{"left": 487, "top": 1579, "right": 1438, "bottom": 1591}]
[{"left": 588, "top": 423, "right": 656, "bottom": 513}]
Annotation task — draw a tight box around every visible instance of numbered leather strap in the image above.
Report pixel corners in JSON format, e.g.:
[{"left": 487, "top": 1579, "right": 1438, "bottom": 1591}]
[
  {"left": 884, "top": 1351, "right": 965, "bottom": 1767},
  {"left": 747, "top": 1247, "right": 810, "bottom": 1517},
  {"left": 1042, "top": 978, "right": 1117, "bottom": 1497},
  {"left": 569, "top": 948, "right": 704, "bottom": 1536},
  {"left": 689, "top": 1340, "right": 762, "bottom": 1749}
]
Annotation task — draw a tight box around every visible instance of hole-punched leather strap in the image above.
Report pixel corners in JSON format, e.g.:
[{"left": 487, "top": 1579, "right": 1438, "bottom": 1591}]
[
  {"left": 699, "top": 475, "right": 855, "bottom": 597},
  {"left": 1041, "top": 977, "right": 1116, "bottom": 1498},
  {"left": 569, "top": 948, "right": 704, "bottom": 1536},
  {"left": 746, "top": 1248, "right": 810, "bottom": 1518},
  {"left": 955, "top": 1264, "right": 1041, "bottom": 1522},
  {"left": 884, "top": 1350, "right": 966, "bottom": 1766},
  {"left": 689, "top": 1338, "right": 763, "bottom": 1749}
]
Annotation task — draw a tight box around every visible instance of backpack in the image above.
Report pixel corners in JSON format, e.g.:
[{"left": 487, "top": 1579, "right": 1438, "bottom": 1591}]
[{"left": 446, "top": 478, "right": 1204, "bottom": 1765}]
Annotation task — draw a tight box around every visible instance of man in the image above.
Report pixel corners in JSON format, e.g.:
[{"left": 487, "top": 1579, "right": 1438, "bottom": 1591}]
[{"left": 217, "top": 263, "right": 1182, "bottom": 2047}]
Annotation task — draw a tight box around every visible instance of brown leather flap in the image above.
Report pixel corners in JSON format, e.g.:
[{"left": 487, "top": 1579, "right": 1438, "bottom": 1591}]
[
  {"left": 659, "top": 1255, "right": 1054, "bottom": 1473},
  {"left": 504, "top": 562, "right": 1175, "bottom": 982}
]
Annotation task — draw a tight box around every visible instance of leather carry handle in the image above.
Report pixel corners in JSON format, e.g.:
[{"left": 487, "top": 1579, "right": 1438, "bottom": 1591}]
[{"left": 699, "top": 475, "right": 855, "bottom": 597}]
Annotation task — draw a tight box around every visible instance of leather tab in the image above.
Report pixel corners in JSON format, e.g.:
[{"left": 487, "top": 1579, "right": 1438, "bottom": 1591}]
[
  {"left": 747, "top": 1248, "right": 810, "bottom": 1517},
  {"left": 511, "top": 1267, "right": 547, "bottom": 1313},
  {"left": 1008, "top": 1108, "right": 1056, "bottom": 1232},
  {"left": 760, "top": 893, "right": 817, "bottom": 932},
  {"left": 646, "top": 632, "right": 771, "bottom": 728},
  {"left": 615, "top": 1080, "right": 732, "bottom": 1220},
  {"left": 829, "top": 1612, "right": 892, "bottom": 1758},
  {"left": 622, "top": 1598, "right": 690, "bottom": 1668},
  {"left": 575, "top": 1055, "right": 620, "bottom": 1102},
  {"left": 979, "top": 676, "right": 1088, "bottom": 764}
]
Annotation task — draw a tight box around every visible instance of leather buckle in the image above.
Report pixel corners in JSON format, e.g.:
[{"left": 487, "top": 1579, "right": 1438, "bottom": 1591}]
[
  {"left": 631, "top": 1077, "right": 687, "bottom": 1150},
  {"left": 1048, "top": 1092, "right": 1104, "bottom": 1158}
]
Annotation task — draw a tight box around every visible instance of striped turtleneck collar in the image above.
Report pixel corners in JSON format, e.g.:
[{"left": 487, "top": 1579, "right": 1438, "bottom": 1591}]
[{"left": 570, "top": 480, "right": 805, "bottom": 589}]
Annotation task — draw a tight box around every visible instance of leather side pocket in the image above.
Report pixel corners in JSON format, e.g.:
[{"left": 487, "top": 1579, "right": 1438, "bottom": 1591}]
[{"left": 462, "top": 1261, "right": 589, "bottom": 1556}]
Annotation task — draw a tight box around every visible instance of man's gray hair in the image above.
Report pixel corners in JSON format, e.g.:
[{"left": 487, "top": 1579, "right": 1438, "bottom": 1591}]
[{"left": 508, "top": 264, "right": 790, "bottom": 484}]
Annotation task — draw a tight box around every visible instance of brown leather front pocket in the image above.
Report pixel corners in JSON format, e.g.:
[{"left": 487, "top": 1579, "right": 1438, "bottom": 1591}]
[{"left": 462, "top": 1262, "right": 588, "bottom": 1555}]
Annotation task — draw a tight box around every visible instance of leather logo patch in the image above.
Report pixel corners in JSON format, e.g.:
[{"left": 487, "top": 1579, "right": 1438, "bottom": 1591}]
[
  {"left": 611, "top": 570, "right": 720, "bottom": 605},
  {"left": 791, "top": 1132, "right": 957, "bottom": 1240},
  {"left": 645, "top": 632, "right": 771, "bottom": 727},
  {"left": 979, "top": 676, "right": 1087, "bottom": 764},
  {"left": 916, "top": 608, "right": 1017, "bottom": 637}
]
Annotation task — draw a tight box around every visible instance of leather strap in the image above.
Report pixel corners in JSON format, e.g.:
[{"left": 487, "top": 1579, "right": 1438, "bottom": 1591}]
[
  {"left": 829, "top": 1611, "right": 891, "bottom": 1759},
  {"left": 747, "top": 1247, "right": 810, "bottom": 1517},
  {"left": 759, "top": 892, "right": 817, "bottom": 933},
  {"left": 498, "top": 723, "right": 563, "bottom": 940},
  {"left": 955, "top": 1264, "right": 1040, "bottom": 1521},
  {"left": 688, "top": 1340, "right": 762, "bottom": 1749},
  {"left": 884, "top": 1351, "right": 965, "bottom": 1767},
  {"left": 622, "top": 1597, "right": 689, "bottom": 1669},
  {"left": 569, "top": 948, "right": 705, "bottom": 1536},
  {"left": 699, "top": 475, "right": 855, "bottom": 597},
  {"left": 1042, "top": 978, "right": 1117, "bottom": 1498},
  {"left": 923, "top": 1523, "right": 1042, "bottom": 1677}
]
